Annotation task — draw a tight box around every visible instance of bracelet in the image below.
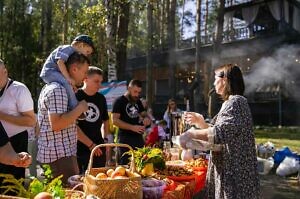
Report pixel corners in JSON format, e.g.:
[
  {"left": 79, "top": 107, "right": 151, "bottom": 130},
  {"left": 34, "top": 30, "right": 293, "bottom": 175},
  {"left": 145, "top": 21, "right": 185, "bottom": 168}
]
[{"left": 88, "top": 143, "right": 94, "bottom": 150}]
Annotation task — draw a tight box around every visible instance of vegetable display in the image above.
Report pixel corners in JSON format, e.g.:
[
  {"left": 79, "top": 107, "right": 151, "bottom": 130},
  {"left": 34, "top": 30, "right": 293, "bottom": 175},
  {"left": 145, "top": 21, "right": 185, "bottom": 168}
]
[
  {"left": 125, "top": 147, "right": 166, "bottom": 176},
  {"left": 0, "top": 165, "right": 64, "bottom": 198}
]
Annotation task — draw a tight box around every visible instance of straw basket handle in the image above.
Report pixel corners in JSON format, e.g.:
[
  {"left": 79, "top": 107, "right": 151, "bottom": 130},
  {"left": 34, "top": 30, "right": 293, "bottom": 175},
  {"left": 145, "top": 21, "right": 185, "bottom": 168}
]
[
  {"left": 71, "top": 183, "right": 86, "bottom": 191},
  {"left": 86, "top": 143, "right": 135, "bottom": 175}
]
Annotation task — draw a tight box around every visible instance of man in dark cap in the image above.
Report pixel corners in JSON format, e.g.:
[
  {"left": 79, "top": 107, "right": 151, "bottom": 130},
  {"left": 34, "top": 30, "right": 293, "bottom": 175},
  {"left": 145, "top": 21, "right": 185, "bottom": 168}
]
[{"left": 39, "top": 34, "right": 94, "bottom": 119}]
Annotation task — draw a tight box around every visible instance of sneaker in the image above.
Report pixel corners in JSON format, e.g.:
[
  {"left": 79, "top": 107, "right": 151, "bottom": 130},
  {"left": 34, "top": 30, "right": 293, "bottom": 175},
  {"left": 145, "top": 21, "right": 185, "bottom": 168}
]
[{"left": 78, "top": 113, "right": 86, "bottom": 120}]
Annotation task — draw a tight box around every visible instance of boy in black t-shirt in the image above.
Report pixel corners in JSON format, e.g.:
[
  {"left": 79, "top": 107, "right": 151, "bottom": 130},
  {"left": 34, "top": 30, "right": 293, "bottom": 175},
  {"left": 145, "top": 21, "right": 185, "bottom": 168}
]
[
  {"left": 112, "top": 79, "right": 151, "bottom": 165},
  {"left": 76, "top": 66, "right": 109, "bottom": 173}
]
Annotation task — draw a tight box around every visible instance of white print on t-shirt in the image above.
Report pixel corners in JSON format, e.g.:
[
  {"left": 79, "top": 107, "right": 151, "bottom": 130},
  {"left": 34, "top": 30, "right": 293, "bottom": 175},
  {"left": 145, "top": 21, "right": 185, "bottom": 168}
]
[
  {"left": 85, "top": 102, "right": 100, "bottom": 122},
  {"left": 126, "top": 103, "right": 139, "bottom": 118}
]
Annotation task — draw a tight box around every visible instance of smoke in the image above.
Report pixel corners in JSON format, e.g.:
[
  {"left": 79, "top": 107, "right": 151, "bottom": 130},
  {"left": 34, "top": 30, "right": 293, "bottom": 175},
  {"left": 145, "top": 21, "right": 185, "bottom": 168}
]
[{"left": 244, "top": 45, "right": 300, "bottom": 97}]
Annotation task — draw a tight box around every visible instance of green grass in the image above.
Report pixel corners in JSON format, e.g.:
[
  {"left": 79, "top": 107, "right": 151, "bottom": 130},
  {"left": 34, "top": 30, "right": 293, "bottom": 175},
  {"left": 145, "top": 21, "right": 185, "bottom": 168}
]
[{"left": 254, "top": 126, "right": 300, "bottom": 153}]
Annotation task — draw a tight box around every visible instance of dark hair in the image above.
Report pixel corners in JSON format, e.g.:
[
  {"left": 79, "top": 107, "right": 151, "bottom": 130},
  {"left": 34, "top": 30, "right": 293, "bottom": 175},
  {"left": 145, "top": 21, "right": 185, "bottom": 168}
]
[
  {"left": 87, "top": 66, "right": 103, "bottom": 76},
  {"left": 158, "top": 120, "right": 167, "bottom": 126},
  {"left": 215, "top": 64, "right": 245, "bottom": 100},
  {"left": 168, "top": 98, "right": 176, "bottom": 106},
  {"left": 65, "top": 52, "right": 90, "bottom": 71},
  {"left": 128, "top": 79, "right": 142, "bottom": 88},
  {"left": 166, "top": 98, "right": 177, "bottom": 113},
  {"left": 73, "top": 34, "right": 95, "bottom": 50}
]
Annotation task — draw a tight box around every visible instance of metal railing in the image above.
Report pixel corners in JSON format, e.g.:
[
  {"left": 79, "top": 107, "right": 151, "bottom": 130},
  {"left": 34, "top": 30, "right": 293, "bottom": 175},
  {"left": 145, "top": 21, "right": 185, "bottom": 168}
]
[
  {"left": 225, "top": 0, "right": 253, "bottom": 7},
  {"left": 177, "top": 23, "right": 278, "bottom": 49}
]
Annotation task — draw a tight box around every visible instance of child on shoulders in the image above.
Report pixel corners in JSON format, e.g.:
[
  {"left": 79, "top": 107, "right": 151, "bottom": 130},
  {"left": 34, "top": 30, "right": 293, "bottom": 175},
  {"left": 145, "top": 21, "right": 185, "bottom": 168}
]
[{"left": 40, "top": 35, "right": 94, "bottom": 117}]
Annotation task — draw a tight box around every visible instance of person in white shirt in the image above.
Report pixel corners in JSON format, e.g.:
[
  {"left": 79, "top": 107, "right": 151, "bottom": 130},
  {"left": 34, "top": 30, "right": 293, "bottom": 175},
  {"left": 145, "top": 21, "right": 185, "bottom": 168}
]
[{"left": 0, "top": 59, "right": 36, "bottom": 192}]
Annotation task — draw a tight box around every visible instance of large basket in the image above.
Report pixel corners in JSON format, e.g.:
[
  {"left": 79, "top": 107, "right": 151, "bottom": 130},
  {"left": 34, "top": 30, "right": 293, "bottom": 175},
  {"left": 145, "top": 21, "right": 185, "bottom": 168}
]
[{"left": 84, "top": 143, "right": 142, "bottom": 199}]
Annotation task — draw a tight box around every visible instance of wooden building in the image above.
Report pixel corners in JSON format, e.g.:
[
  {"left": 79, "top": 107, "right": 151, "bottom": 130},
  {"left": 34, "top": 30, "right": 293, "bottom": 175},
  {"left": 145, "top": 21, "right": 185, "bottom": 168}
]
[{"left": 126, "top": 0, "right": 300, "bottom": 125}]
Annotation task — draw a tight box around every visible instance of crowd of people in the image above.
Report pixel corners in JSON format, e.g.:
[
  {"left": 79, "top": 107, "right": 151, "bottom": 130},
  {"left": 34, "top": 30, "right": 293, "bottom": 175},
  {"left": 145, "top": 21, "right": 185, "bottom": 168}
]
[{"left": 0, "top": 34, "right": 259, "bottom": 198}]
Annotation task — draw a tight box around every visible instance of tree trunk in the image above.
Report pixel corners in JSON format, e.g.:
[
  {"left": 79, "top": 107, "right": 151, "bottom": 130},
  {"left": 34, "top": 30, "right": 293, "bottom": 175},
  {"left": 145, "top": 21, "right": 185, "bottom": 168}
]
[
  {"left": 193, "top": 0, "right": 202, "bottom": 112},
  {"left": 0, "top": 1, "right": 4, "bottom": 58},
  {"left": 146, "top": 1, "right": 154, "bottom": 105},
  {"left": 214, "top": 0, "right": 225, "bottom": 59},
  {"left": 168, "top": 0, "right": 176, "bottom": 98},
  {"left": 163, "top": 0, "right": 169, "bottom": 50},
  {"left": 105, "top": 0, "right": 118, "bottom": 82},
  {"left": 41, "top": 0, "right": 53, "bottom": 55},
  {"left": 62, "top": 0, "right": 69, "bottom": 43},
  {"left": 155, "top": 1, "right": 161, "bottom": 50},
  {"left": 205, "top": 0, "right": 209, "bottom": 38},
  {"left": 130, "top": 3, "right": 140, "bottom": 56},
  {"left": 167, "top": 0, "right": 176, "bottom": 49},
  {"left": 209, "top": 0, "right": 225, "bottom": 118},
  {"left": 180, "top": 0, "right": 186, "bottom": 39},
  {"left": 116, "top": 0, "right": 130, "bottom": 80},
  {"left": 21, "top": 0, "right": 26, "bottom": 82}
]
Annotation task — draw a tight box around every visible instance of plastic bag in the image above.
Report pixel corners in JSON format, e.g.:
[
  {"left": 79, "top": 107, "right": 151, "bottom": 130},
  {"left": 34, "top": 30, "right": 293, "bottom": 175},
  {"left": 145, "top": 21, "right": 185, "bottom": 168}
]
[
  {"left": 256, "top": 141, "right": 275, "bottom": 159},
  {"left": 276, "top": 156, "right": 300, "bottom": 177},
  {"left": 186, "top": 139, "right": 211, "bottom": 151},
  {"left": 257, "top": 157, "right": 274, "bottom": 175},
  {"left": 273, "top": 147, "right": 298, "bottom": 164}
]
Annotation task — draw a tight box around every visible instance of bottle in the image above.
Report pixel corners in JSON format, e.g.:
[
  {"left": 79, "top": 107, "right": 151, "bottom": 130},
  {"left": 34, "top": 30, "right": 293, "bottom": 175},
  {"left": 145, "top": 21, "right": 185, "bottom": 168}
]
[
  {"left": 163, "top": 141, "right": 171, "bottom": 153},
  {"left": 186, "top": 99, "right": 190, "bottom": 111},
  {"left": 183, "top": 99, "right": 190, "bottom": 132},
  {"left": 163, "top": 141, "right": 172, "bottom": 161}
]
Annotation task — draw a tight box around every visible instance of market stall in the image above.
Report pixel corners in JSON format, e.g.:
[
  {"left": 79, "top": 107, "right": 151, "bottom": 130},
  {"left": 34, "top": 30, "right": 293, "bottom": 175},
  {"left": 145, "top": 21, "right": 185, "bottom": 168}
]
[
  {"left": 81, "top": 144, "right": 207, "bottom": 199},
  {"left": 0, "top": 144, "right": 207, "bottom": 199}
]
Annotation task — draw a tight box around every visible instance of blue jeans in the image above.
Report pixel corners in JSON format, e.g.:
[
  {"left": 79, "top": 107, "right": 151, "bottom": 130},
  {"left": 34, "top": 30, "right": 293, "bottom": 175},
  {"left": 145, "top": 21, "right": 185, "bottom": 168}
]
[{"left": 41, "top": 70, "right": 78, "bottom": 109}]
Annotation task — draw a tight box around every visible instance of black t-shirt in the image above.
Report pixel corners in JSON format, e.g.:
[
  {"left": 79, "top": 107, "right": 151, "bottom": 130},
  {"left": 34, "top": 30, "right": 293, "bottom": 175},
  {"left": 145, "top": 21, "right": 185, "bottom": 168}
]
[
  {"left": 76, "top": 89, "right": 109, "bottom": 155},
  {"left": 0, "top": 122, "right": 9, "bottom": 147},
  {"left": 112, "top": 95, "right": 145, "bottom": 137}
]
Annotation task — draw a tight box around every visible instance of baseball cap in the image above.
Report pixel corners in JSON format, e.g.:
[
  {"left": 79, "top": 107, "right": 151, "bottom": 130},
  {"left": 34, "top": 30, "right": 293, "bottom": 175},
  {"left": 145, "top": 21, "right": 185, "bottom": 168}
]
[{"left": 73, "top": 34, "right": 95, "bottom": 50}]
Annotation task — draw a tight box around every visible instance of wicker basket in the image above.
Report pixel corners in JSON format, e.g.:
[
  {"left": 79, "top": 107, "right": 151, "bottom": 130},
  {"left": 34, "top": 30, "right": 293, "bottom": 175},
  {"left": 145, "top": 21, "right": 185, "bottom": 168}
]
[
  {"left": 65, "top": 189, "right": 85, "bottom": 199},
  {"left": 64, "top": 183, "right": 86, "bottom": 199},
  {"left": 84, "top": 143, "right": 142, "bottom": 199}
]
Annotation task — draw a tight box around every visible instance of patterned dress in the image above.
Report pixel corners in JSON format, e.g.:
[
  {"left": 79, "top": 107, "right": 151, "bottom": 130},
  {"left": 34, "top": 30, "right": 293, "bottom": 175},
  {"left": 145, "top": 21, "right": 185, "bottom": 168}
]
[{"left": 206, "top": 95, "right": 260, "bottom": 199}]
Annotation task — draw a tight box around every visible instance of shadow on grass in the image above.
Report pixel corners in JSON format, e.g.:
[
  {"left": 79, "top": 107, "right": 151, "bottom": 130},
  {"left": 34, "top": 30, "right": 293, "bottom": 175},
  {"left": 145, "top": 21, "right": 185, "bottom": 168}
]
[{"left": 260, "top": 174, "right": 300, "bottom": 199}]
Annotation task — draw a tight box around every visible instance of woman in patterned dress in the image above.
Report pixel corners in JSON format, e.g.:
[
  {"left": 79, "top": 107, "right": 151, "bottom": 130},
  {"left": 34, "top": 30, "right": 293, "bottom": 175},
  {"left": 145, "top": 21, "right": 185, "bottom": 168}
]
[{"left": 179, "top": 64, "right": 260, "bottom": 199}]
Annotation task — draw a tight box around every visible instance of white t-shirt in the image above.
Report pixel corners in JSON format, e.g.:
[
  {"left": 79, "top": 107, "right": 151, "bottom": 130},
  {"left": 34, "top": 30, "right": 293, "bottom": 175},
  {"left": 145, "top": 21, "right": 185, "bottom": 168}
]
[{"left": 0, "top": 80, "right": 34, "bottom": 137}]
